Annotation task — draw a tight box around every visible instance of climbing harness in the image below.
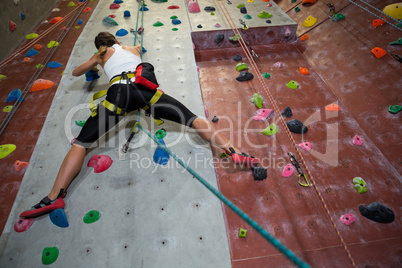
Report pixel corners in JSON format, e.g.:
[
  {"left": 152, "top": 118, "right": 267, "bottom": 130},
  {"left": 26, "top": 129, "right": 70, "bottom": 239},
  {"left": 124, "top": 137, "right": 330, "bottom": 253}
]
[
  {"left": 327, "top": 3, "right": 335, "bottom": 18},
  {"left": 288, "top": 152, "right": 310, "bottom": 187},
  {"left": 215, "top": 1, "right": 357, "bottom": 267}
]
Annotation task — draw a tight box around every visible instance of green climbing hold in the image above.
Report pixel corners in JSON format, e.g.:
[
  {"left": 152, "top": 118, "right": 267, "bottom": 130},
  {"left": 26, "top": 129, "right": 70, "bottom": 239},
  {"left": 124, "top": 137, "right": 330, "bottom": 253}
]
[
  {"left": 295, "top": 7, "right": 301, "bottom": 12},
  {"left": 211, "top": 12, "right": 215, "bottom": 16},
  {"left": 258, "top": 11, "right": 272, "bottom": 18},
  {"left": 3, "top": 106, "right": 13, "bottom": 112},
  {"left": 239, "top": 227, "right": 247, "bottom": 238},
  {"left": 42, "top": 247, "right": 59, "bottom": 265},
  {"left": 250, "top": 93, "right": 263, "bottom": 108},
  {"left": 83, "top": 210, "right": 101, "bottom": 224},
  {"left": 102, "top": 16, "right": 118, "bottom": 26},
  {"left": 153, "top": 21, "right": 164, "bottom": 27},
  {"left": 235, "top": 62, "right": 249, "bottom": 71},
  {"left": 26, "top": 33, "right": 38, "bottom": 39},
  {"left": 229, "top": 34, "right": 240, "bottom": 42},
  {"left": 388, "top": 105, "right": 402, "bottom": 114},
  {"left": 237, "top": 3, "right": 245, "bottom": 8},
  {"left": 170, "top": 16, "right": 178, "bottom": 19},
  {"left": 262, "top": 72, "right": 270, "bottom": 78},
  {"left": 261, "top": 123, "right": 279, "bottom": 136},
  {"left": 353, "top": 177, "right": 367, "bottom": 194},
  {"left": 0, "top": 144, "right": 16, "bottom": 159},
  {"left": 75, "top": 120, "right": 86, "bottom": 127},
  {"left": 68, "top": 1, "right": 75, "bottom": 7},
  {"left": 389, "top": 38, "right": 402, "bottom": 45},
  {"left": 47, "top": 41, "right": 59, "bottom": 48},
  {"left": 155, "top": 128, "right": 167, "bottom": 139},
  {"left": 172, "top": 28, "right": 178, "bottom": 31},
  {"left": 152, "top": 0, "right": 167, "bottom": 2},
  {"left": 291, "top": 0, "right": 296, "bottom": 3},
  {"left": 244, "top": 14, "right": 252, "bottom": 19},
  {"left": 286, "top": 80, "right": 299, "bottom": 89},
  {"left": 0, "top": 74, "right": 6, "bottom": 80},
  {"left": 332, "top": 14, "right": 345, "bottom": 22},
  {"left": 36, "top": 64, "right": 44, "bottom": 69},
  {"left": 220, "top": 152, "right": 228, "bottom": 158}
]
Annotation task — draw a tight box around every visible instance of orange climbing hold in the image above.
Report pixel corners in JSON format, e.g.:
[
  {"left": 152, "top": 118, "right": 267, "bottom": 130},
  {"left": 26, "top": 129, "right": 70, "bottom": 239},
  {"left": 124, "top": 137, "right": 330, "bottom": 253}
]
[
  {"left": 300, "top": 34, "right": 309, "bottom": 41},
  {"left": 302, "top": 0, "right": 316, "bottom": 5},
  {"left": 83, "top": 7, "right": 92, "bottom": 12},
  {"left": 33, "top": 44, "right": 42, "bottom": 50},
  {"left": 326, "top": 103, "right": 340, "bottom": 111},
  {"left": 30, "top": 79, "right": 55, "bottom": 92},
  {"left": 24, "top": 57, "right": 31, "bottom": 63},
  {"left": 299, "top": 67, "right": 309, "bottom": 75},
  {"left": 371, "top": 47, "right": 386, "bottom": 59},
  {"left": 372, "top": 19, "right": 386, "bottom": 28},
  {"left": 14, "top": 160, "right": 29, "bottom": 172},
  {"left": 49, "top": 17, "right": 63, "bottom": 24}
]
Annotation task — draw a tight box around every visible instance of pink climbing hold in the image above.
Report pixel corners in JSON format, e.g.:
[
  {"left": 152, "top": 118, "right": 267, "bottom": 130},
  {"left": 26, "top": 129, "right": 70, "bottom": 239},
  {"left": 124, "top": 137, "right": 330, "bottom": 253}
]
[
  {"left": 204, "top": 105, "right": 209, "bottom": 118},
  {"left": 281, "top": 163, "right": 294, "bottom": 177},
  {"left": 275, "top": 61, "right": 284, "bottom": 68},
  {"left": 188, "top": 0, "right": 201, "bottom": 13},
  {"left": 353, "top": 135, "right": 363, "bottom": 146},
  {"left": 253, "top": 109, "right": 273, "bottom": 121},
  {"left": 298, "top": 142, "right": 312, "bottom": 151},
  {"left": 88, "top": 155, "right": 113, "bottom": 173},
  {"left": 110, "top": 3, "right": 120, "bottom": 9},
  {"left": 9, "top": 20, "right": 17, "bottom": 32},
  {"left": 267, "top": 4, "right": 272, "bottom": 7},
  {"left": 14, "top": 218, "right": 35, "bottom": 233},
  {"left": 340, "top": 214, "right": 356, "bottom": 225},
  {"left": 285, "top": 27, "right": 291, "bottom": 37}
]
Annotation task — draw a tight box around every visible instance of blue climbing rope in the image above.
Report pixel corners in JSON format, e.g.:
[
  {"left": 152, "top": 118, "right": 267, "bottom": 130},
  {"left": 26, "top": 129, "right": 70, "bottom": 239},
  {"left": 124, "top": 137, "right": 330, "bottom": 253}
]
[{"left": 136, "top": 124, "right": 311, "bottom": 268}]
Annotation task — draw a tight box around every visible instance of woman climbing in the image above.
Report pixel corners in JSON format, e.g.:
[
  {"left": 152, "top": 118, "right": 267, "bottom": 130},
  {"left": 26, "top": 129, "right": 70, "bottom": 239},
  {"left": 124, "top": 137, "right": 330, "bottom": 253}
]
[{"left": 20, "top": 32, "right": 263, "bottom": 218}]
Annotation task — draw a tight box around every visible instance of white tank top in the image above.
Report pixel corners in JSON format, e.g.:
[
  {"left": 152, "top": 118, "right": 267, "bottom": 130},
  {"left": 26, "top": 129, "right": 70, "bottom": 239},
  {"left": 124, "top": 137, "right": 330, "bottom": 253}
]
[{"left": 103, "top": 44, "right": 141, "bottom": 84}]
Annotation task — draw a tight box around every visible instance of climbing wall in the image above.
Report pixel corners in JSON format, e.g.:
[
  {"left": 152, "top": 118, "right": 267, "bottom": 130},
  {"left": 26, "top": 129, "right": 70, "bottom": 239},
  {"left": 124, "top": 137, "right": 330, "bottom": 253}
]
[{"left": 0, "top": 0, "right": 232, "bottom": 267}]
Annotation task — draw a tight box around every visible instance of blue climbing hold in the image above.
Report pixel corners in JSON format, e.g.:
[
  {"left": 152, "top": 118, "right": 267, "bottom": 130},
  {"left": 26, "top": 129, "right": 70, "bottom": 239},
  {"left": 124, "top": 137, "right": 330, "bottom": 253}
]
[
  {"left": 85, "top": 70, "right": 100, "bottom": 81},
  {"left": 139, "top": 6, "right": 149, "bottom": 11},
  {"left": 114, "top": 0, "right": 123, "bottom": 3},
  {"left": 21, "top": 13, "right": 25, "bottom": 20},
  {"left": 49, "top": 208, "right": 69, "bottom": 228},
  {"left": 153, "top": 139, "right": 170, "bottom": 165},
  {"left": 46, "top": 61, "right": 62, "bottom": 68},
  {"left": 172, "top": 19, "right": 181, "bottom": 25},
  {"left": 142, "top": 46, "right": 147, "bottom": 53},
  {"left": 77, "top": 19, "right": 83, "bottom": 25},
  {"left": 116, "top": 28, "right": 129, "bottom": 36},
  {"left": 6, "top": 89, "right": 23, "bottom": 102},
  {"left": 26, "top": 49, "right": 38, "bottom": 57},
  {"left": 124, "top": 10, "right": 131, "bottom": 17}
]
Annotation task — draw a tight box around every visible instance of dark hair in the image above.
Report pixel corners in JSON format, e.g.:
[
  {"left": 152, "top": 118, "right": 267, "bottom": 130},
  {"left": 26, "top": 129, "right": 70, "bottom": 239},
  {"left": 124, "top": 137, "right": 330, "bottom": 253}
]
[{"left": 94, "top": 32, "right": 116, "bottom": 59}]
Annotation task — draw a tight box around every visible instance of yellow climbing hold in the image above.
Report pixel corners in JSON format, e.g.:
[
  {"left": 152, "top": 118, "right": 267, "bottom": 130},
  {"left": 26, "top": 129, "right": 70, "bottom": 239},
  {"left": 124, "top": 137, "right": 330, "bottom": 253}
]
[
  {"left": 247, "top": 0, "right": 254, "bottom": 2},
  {"left": 26, "top": 33, "right": 39, "bottom": 39},
  {"left": 75, "top": 26, "right": 80, "bottom": 29},
  {"left": 0, "top": 144, "right": 16, "bottom": 159},
  {"left": 3, "top": 106, "right": 13, "bottom": 112},
  {"left": 36, "top": 64, "right": 44, "bottom": 69},
  {"left": 47, "top": 41, "right": 59, "bottom": 48},
  {"left": 0, "top": 74, "right": 6, "bottom": 80},
  {"left": 383, "top": 3, "right": 402, "bottom": 20},
  {"left": 68, "top": 2, "right": 76, "bottom": 7},
  {"left": 302, "top": 15, "right": 317, "bottom": 27}
]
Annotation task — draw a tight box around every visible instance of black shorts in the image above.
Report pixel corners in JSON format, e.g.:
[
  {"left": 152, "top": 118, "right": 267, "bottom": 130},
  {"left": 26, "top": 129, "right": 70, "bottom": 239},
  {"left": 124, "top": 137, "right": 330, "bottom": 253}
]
[{"left": 74, "top": 83, "right": 197, "bottom": 148}]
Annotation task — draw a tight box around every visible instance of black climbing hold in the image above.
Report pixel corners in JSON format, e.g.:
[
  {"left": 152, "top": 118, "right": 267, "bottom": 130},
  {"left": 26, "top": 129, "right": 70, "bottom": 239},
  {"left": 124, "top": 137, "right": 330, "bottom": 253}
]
[
  {"left": 204, "top": 6, "right": 216, "bottom": 12},
  {"left": 266, "top": 20, "right": 272, "bottom": 24},
  {"left": 281, "top": 107, "right": 293, "bottom": 118},
  {"left": 197, "top": 24, "right": 203, "bottom": 28},
  {"left": 253, "top": 167, "right": 267, "bottom": 181},
  {"left": 236, "top": 71, "right": 254, "bottom": 82},
  {"left": 390, "top": 53, "right": 402, "bottom": 63},
  {"left": 359, "top": 202, "right": 395, "bottom": 224},
  {"left": 212, "top": 116, "right": 219, "bottom": 123},
  {"left": 240, "top": 7, "right": 247, "bottom": 14},
  {"left": 233, "top": 54, "right": 242, "bottom": 61},
  {"left": 215, "top": 34, "right": 224, "bottom": 44},
  {"left": 286, "top": 119, "right": 308, "bottom": 134}
]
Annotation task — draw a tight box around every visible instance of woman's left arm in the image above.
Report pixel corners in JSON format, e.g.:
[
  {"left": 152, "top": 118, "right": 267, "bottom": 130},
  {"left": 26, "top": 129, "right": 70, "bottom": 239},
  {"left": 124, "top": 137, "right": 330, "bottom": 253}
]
[{"left": 72, "top": 54, "right": 99, "bottom": 77}]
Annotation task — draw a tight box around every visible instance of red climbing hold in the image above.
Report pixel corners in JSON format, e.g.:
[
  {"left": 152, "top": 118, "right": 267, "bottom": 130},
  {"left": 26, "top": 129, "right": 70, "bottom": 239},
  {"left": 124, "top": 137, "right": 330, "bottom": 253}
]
[
  {"left": 9, "top": 20, "right": 17, "bottom": 32},
  {"left": 49, "top": 17, "right": 63, "bottom": 24},
  {"left": 326, "top": 103, "right": 340, "bottom": 111},
  {"left": 14, "top": 160, "right": 29, "bottom": 172},
  {"left": 299, "top": 67, "right": 309, "bottom": 75},
  {"left": 168, "top": 5, "right": 180, "bottom": 9},
  {"left": 371, "top": 47, "right": 386, "bottom": 59},
  {"left": 14, "top": 218, "right": 35, "bottom": 233},
  {"left": 302, "top": 0, "right": 316, "bottom": 5},
  {"left": 83, "top": 7, "right": 92, "bottom": 12},
  {"left": 110, "top": 3, "right": 120, "bottom": 9},
  {"left": 33, "top": 44, "right": 42, "bottom": 50},
  {"left": 108, "top": 14, "right": 116, "bottom": 18},
  {"left": 373, "top": 19, "right": 386, "bottom": 28},
  {"left": 87, "top": 155, "right": 113, "bottom": 173},
  {"left": 30, "top": 79, "right": 55, "bottom": 92}
]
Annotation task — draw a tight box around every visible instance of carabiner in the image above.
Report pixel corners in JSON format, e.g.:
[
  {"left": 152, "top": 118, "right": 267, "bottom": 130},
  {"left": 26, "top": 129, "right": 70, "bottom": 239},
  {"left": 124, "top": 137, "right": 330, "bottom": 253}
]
[
  {"left": 298, "top": 173, "right": 310, "bottom": 187},
  {"left": 288, "top": 152, "right": 310, "bottom": 187},
  {"left": 327, "top": 3, "right": 335, "bottom": 18}
]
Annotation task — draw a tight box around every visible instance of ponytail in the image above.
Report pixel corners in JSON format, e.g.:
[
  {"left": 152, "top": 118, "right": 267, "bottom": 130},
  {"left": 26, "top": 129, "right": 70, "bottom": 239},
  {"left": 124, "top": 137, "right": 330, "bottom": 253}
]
[
  {"left": 98, "top": 45, "right": 108, "bottom": 59},
  {"left": 94, "top": 32, "right": 116, "bottom": 59}
]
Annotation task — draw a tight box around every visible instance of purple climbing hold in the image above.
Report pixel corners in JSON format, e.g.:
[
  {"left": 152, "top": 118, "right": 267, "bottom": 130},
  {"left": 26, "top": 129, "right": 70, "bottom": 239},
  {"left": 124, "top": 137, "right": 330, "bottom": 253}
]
[
  {"left": 286, "top": 119, "right": 308, "bottom": 134},
  {"left": 340, "top": 214, "right": 356, "bottom": 225},
  {"left": 236, "top": 71, "right": 254, "bottom": 82},
  {"left": 282, "top": 163, "right": 294, "bottom": 177},
  {"left": 87, "top": 155, "right": 113, "bottom": 173},
  {"left": 212, "top": 116, "right": 219, "bottom": 123},
  {"left": 353, "top": 135, "right": 363, "bottom": 146}
]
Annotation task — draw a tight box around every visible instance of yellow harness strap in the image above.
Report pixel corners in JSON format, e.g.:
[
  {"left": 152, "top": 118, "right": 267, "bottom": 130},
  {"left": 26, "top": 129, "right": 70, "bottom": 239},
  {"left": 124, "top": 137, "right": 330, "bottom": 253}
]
[{"left": 142, "top": 89, "right": 164, "bottom": 125}]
